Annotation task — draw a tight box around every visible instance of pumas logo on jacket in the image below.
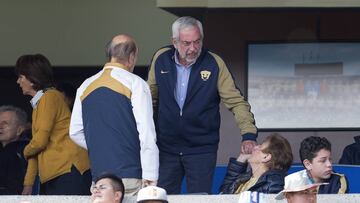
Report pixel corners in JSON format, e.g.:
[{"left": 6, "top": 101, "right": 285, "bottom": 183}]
[{"left": 200, "top": 70, "right": 211, "bottom": 81}]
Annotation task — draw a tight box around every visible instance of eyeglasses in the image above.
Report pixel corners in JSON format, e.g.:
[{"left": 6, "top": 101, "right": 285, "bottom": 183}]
[{"left": 178, "top": 39, "right": 202, "bottom": 47}]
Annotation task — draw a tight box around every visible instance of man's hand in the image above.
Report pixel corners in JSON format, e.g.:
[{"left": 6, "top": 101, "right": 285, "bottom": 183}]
[
  {"left": 22, "top": 185, "right": 32, "bottom": 195},
  {"left": 241, "top": 140, "right": 256, "bottom": 154},
  {"left": 142, "top": 179, "right": 157, "bottom": 187}
]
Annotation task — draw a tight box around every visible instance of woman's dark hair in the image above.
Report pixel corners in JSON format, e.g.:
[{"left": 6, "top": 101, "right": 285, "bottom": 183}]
[
  {"left": 15, "top": 54, "right": 54, "bottom": 91},
  {"left": 262, "top": 133, "right": 293, "bottom": 171}
]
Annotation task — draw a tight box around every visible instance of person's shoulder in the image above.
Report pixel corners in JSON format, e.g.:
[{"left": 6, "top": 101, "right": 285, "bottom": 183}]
[
  {"left": 78, "top": 70, "right": 103, "bottom": 89},
  {"left": 130, "top": 73, "right": 149, "bottom": 89},
  {"left": 264, "top": 169, "right": 286, "bottom": 180},
  {"left": 206, "top": 50, "right": 227, "bottom": 67},
  {"left": 43, "top": 88, "right": 63, "bottom": 99},
  {"left": 152, "top": 45, "right": 174, "bottom": 59},
  {"left": 331, "top": 172, "right": 347, "bottom": 179}
]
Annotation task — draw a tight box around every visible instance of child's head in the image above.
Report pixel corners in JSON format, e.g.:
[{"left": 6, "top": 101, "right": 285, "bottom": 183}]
[{"left": 300, "top": 136, "right": 332, "bottom": 182}]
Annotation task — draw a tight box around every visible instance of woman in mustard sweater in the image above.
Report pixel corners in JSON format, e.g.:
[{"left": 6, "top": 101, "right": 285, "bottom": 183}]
[{"left": 15, "top": 54, "right": 91, "bottom": 195}]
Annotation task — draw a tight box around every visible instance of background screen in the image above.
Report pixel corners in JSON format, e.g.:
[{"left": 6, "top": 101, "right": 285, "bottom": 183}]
[{"left": 247, "top": 42, "right": 360, "bottom": 129}]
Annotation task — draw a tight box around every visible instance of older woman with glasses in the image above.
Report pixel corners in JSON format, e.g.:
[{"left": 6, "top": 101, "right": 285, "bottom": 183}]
[
  {"left": 220, "top": 133, "right": 293, "bottom": 194},
  {"left": 15, "top": 54, "right": 91, "bottom": 195}
]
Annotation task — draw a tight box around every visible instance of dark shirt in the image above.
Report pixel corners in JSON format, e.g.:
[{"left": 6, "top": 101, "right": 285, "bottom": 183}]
[
  {"left": 319, "top": 172, "right": 349, "bottom": 194},
  {"left": 339, "top": 136, "right": 360, "bottom": 165},
  {"left": 0, "top": 138, "right": 28, "bottom": 194}
]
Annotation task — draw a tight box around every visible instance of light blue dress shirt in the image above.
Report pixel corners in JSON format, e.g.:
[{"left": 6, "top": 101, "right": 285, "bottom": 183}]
[{"left": 174, "top": 52, "right": 194, "bottom": 111}]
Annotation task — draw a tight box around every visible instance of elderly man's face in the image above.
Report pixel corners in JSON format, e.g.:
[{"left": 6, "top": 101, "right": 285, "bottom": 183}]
[
  {"left": 91, "top": 178, "right": 122, "bottom": 203},
  {"left": 0, "top": 111, "right": 22, "bottom": 146},
  {"left": 173, "top": 25, "right": 202, "bottom": 66}
]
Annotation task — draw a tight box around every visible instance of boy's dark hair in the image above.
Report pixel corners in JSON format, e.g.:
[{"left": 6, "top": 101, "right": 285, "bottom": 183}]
[
  {"left": 94, "top": 173, "right": 125, "bottom": 203},
  {"left": 300, "top": 136, "right": 331, "bottom": 164}
]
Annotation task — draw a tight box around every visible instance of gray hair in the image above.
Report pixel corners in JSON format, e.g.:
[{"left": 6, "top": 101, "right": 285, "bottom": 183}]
[
  {"left": 105, "top": 38, "right": 137, "bottom": 62},
  {"left": 0, "top": 105, "right": 28, "bottom": 126},
  {"left": 172, "top": 16, "right": 204, "bottom": 40}
]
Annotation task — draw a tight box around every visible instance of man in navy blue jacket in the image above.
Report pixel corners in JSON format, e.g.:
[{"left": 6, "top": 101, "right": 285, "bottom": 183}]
[
  {"left": 147, "top": 16, "right": 257, "bottom": 194},
  {"left": 0, "top": 105, "right": 29, "bottom": 195}
]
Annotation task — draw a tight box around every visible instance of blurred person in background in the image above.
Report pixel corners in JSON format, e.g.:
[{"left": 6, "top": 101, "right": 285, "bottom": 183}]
[{"left": 0, "top": 105, "right": 29, "bottom": 194}]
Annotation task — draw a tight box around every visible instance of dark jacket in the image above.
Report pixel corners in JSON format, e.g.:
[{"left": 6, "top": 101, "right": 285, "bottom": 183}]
[
  {"left": 0, "top": 138, "right": 28, "bottom": 194},
  {"left": 147, "top": 46, "right": 257, "bottom": 155},
  {"left": 220, "top": 158, "right": 286, "bottom": 194},
  {"left": 339, "top": 135, "right": 360, "bottom": 165},
  {"left": 319, "top": 172, "right": 349, "bottom": 194}
]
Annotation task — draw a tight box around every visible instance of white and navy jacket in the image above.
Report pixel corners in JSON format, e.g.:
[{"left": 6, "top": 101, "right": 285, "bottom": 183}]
[{"left": 70, "top": 63, "right": 159, "bottom": 181}]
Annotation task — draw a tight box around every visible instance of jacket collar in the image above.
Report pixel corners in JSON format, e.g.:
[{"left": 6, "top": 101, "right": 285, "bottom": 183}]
[{"left": 103, "top": 62, "right": 131, "bottom": 72}]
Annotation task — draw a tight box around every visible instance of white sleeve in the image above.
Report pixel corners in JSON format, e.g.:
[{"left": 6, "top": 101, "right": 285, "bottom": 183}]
[
  {"left": 131, "top": 80, "right": 159, "bottom": 181},
  {"left": 69, "top": 88, "right": 88, "bottom": 150}
]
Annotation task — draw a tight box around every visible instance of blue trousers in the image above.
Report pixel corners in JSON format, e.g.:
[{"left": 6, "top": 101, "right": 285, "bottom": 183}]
[{"left": 158, "top": 151, "right": 217, "bottom": 194}]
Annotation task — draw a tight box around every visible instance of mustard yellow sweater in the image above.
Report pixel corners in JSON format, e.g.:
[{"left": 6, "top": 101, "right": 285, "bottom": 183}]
[{"left": 23, "top": 89, "right": 90, "bottom": 185}]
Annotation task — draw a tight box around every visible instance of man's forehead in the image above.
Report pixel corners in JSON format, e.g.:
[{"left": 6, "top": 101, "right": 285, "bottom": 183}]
[
  {"left": 313, "top": 149, "right": 331, "bottom": 158},
  {"left": 0, "top": 111, "right": 16, "bottom": 121},
  {"left": 96, "top": 178, "right": 112, "bottom": 185}
]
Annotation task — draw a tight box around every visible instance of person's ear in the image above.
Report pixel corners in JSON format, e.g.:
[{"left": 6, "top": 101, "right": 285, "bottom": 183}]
[
  {"left": 303, "top": 159, "right": 312, "bottom": 170},
  {"left": 128, "top": 52, "right": 137, "bottom": 72},
  {"left": 16, "top": 125, "right": 25, "bottom": 137},
  {"left": 129, "top": 52, "right": 135, "bottom": 64},
  {"left": 263, "top": 154, "right": 272, "bottom": 163},
  {"left": 114, "top": 191, "right": 122, "bottom": 202}
]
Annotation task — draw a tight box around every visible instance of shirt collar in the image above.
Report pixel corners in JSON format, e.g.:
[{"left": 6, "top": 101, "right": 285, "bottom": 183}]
[
  {"left": 103, "top": 62, "right": 131, "bottom": 72},
  {"left": 30, "top": 90, "right": 44, "bottom": 109}
]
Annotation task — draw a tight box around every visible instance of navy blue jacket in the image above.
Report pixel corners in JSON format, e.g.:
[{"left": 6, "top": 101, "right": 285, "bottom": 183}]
[
  {"left": 0, "top": 138, "right": 28, "bottom": 194},
  {"left": 339, "top": 136, "right": 360, "bottom": 165},
  {"left": 220, "top": 158, "right": 286, "bottom": 194},
  {"left": 319, "top": 172, "right": 349, "bottom": 194},
  {"left": 148, "top": 46, "right": 257, "bottom": 155}
]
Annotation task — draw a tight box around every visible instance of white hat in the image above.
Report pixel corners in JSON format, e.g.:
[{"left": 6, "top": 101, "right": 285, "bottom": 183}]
[
  {"left": 275, "top": 170, "right": 328, "bottom": 200},
  {"left": 137, "top": 186, "right": 168, "bottom": 203}
]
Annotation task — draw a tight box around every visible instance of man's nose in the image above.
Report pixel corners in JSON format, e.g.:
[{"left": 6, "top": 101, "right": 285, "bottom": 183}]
[{"left": 188, "top": 43, "right": 196, "bottom": 51}]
